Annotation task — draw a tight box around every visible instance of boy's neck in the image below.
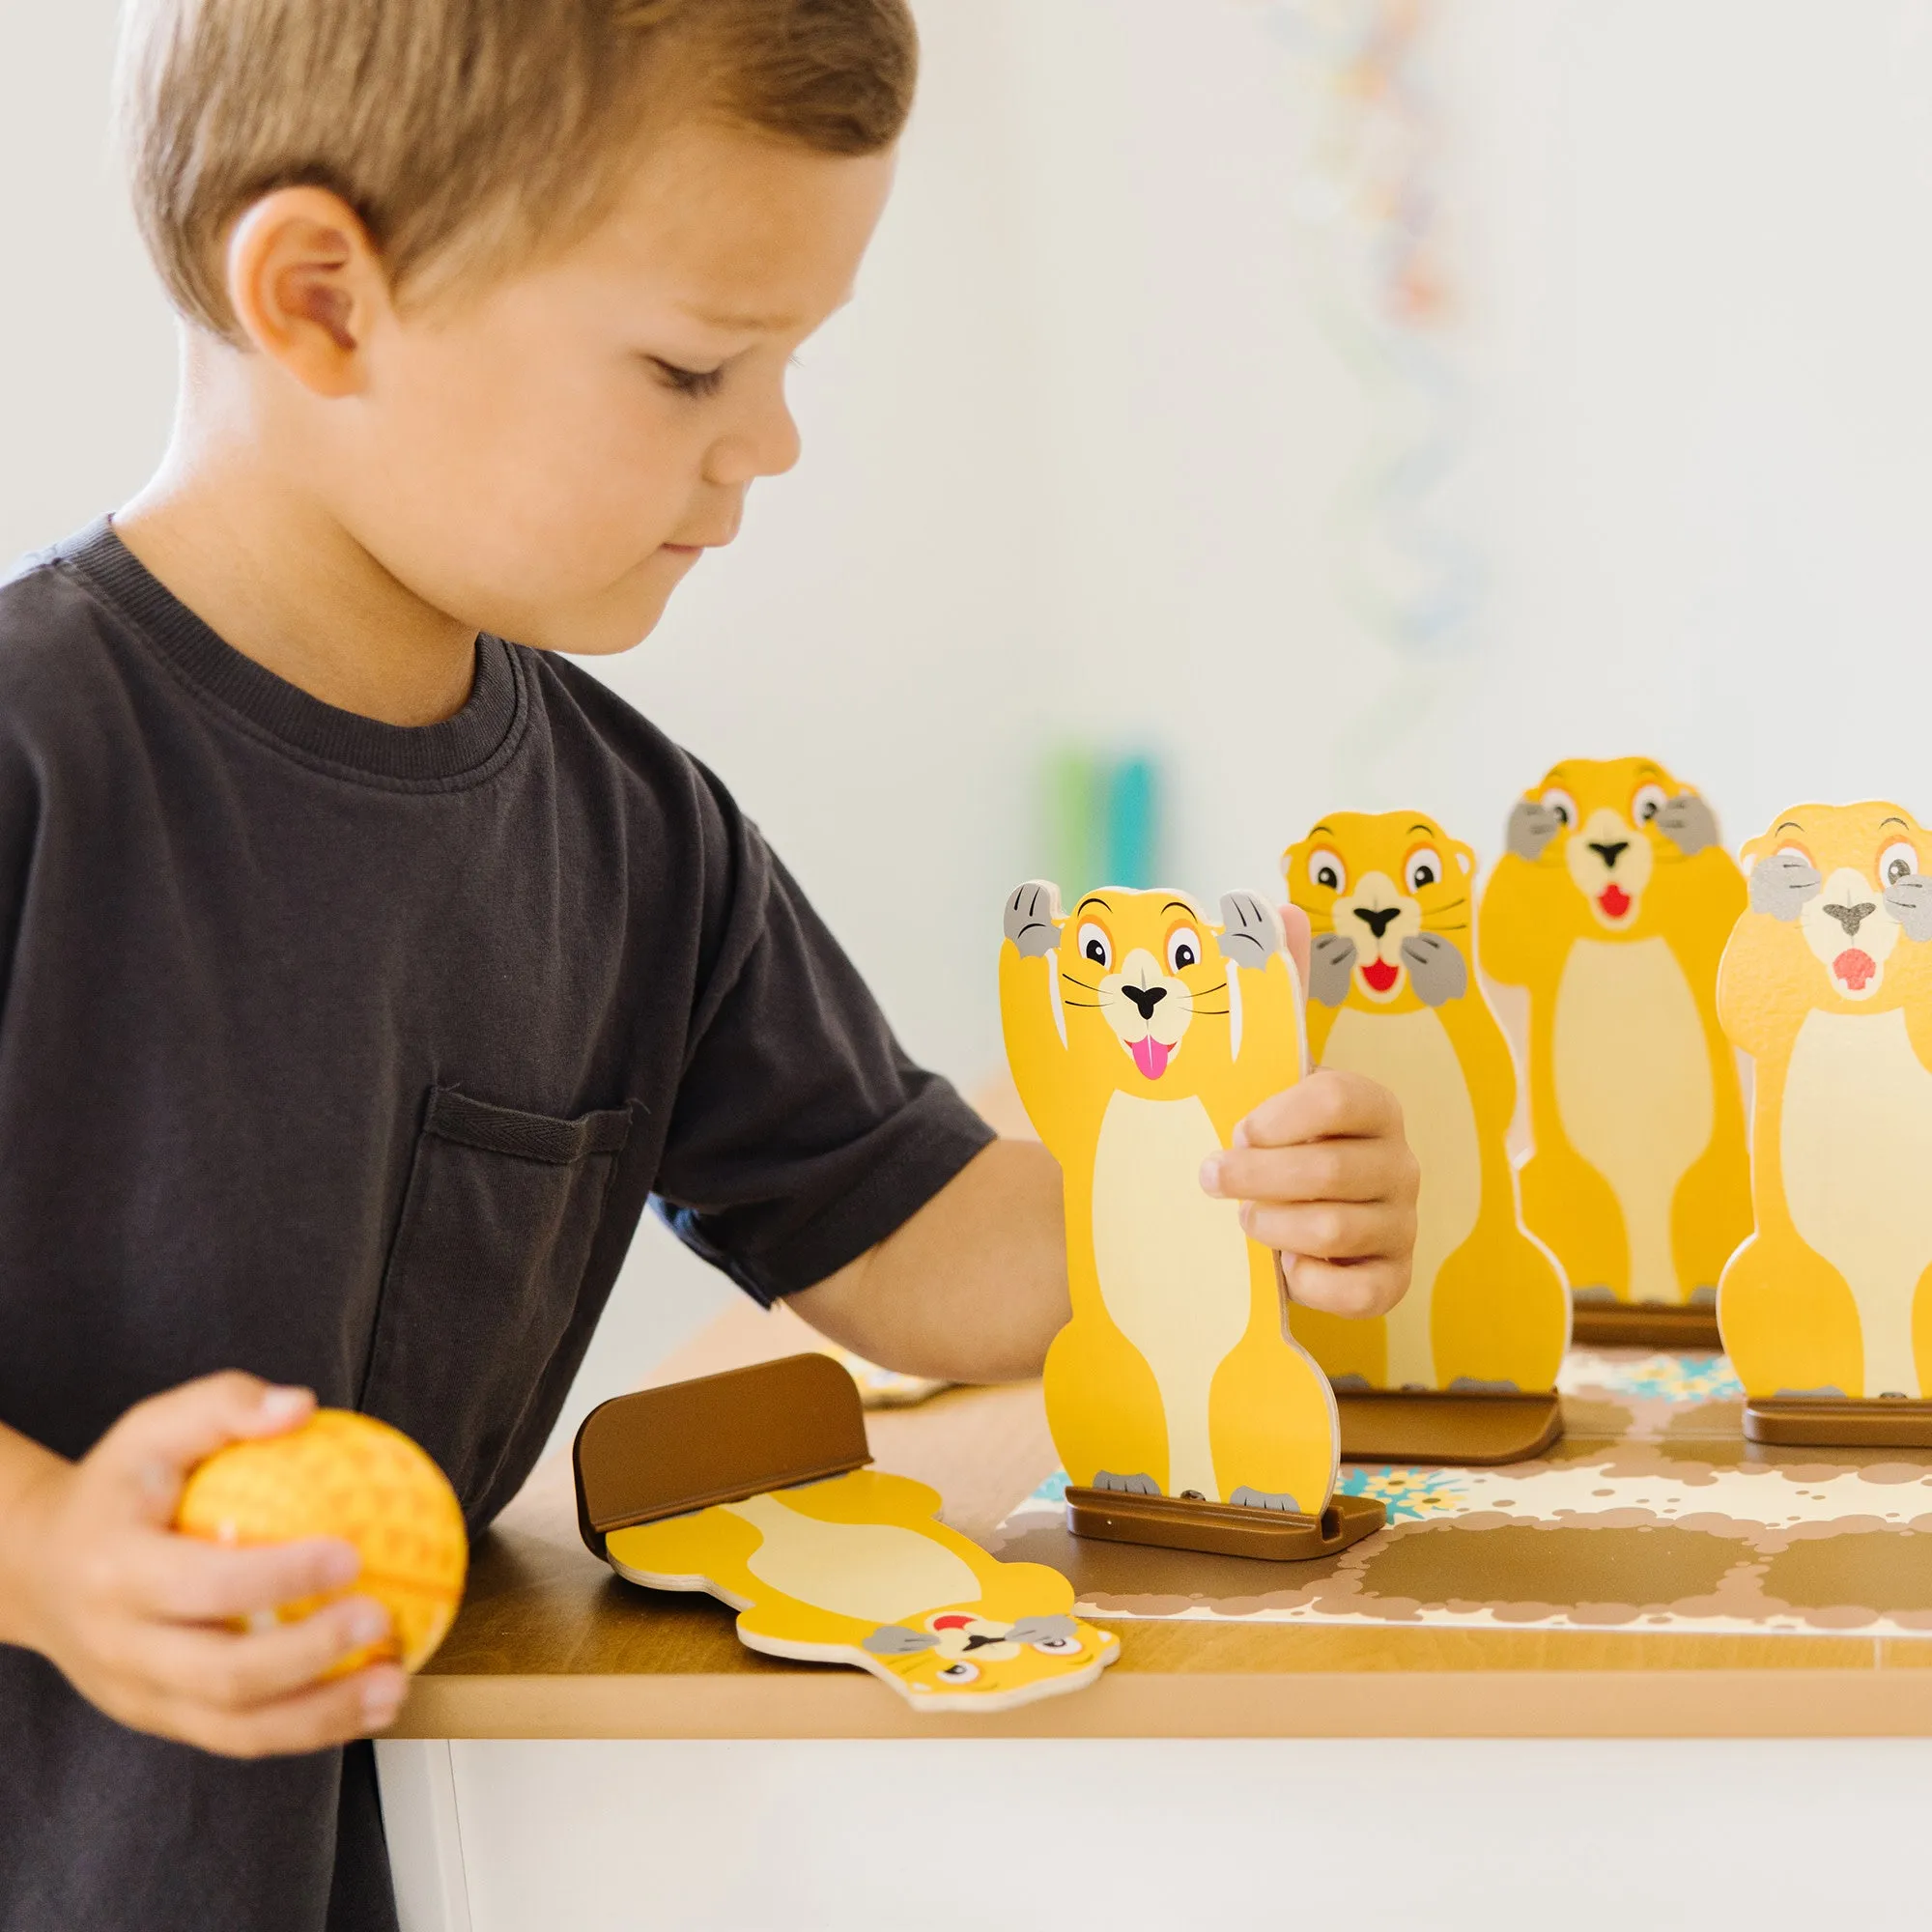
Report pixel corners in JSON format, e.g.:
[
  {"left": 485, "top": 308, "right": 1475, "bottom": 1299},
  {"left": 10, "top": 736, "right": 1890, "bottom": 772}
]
[{"left": 115, "top": 371, "right": 479, "bottom": 730}]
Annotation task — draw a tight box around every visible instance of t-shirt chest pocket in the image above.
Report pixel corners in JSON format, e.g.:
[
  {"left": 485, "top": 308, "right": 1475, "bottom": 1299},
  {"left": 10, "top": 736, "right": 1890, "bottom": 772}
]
[{"left": 358, "top": 1086, "right": 633, "bottom": 1513}]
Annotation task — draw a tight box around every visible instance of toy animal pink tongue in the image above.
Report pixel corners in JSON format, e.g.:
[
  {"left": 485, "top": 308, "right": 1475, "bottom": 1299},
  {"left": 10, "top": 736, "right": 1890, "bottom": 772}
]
[
  {"left": 1599, "top": 884, "right": 1631, "bottom": 919},
  {"left": 1834, "top": 948, "right": 1876, "bottom": 991},
  {"left": 1132, "top": 1036, "right": 1171, "bottom": 1080}
]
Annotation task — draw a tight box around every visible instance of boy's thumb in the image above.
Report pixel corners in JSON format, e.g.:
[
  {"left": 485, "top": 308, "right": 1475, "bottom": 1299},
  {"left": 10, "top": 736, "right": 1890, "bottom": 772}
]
[{"left": 99, "top": 1374, "right": 315, "bottom": 1523}]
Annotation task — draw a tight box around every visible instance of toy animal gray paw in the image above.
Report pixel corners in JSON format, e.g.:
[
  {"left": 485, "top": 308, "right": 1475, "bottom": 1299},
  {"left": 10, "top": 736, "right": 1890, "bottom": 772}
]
[
  {"left": 1309, "top": 931, "right": 1356, "bottom": 1008},
  {"left": 1216, "top": 892, "right": 1282, "bottom": 969},
  {"left": 1750, "top": 850, "right": 1822, "bottom": 921},
  {"left": 1657, "top": 792, "right": 1719, "bottom": 856},
  {"left": 1091, "top": 1470, "right": 1160, "bottom": 1495},
  {"left": 1005, "top": 1615, "right": 1079, "bottom": 1646},
  {"left": 1886, "top": 872, "right": 1932, "bottom": 942},
  {"left": 862, "top": 1624, "right": 941, "bottom": 1656},
  {"left": 1400, "top": 931, "right": 1466, "bottom": 1007},
  {"left": 1506, "top": 798, "right": 1565, "bottom": 862},
  {"left": 1003, "top": 881, "right": 1063, "bottom": 957}
]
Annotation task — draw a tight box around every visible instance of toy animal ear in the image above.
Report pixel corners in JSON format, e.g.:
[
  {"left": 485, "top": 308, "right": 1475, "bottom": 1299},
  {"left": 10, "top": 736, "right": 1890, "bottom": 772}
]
[
  {"left": 1003, "top": 881, "right": 1064, "bottom": 957},
  {"left": 1452, "top": 840, "right": 1476, "bottom": 877}
]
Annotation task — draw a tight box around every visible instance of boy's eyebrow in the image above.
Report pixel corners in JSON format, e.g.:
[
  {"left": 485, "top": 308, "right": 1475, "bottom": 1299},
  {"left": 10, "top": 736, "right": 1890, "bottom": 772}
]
[{"left": 677, "top": 289, "right": 856, "bottom": 334}]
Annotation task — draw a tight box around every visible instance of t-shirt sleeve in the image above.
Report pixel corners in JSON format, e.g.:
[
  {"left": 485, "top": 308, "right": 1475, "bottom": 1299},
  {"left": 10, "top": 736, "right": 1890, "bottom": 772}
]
[{"left": 649, "top": 770, "right": 995, "bottom": 1304}]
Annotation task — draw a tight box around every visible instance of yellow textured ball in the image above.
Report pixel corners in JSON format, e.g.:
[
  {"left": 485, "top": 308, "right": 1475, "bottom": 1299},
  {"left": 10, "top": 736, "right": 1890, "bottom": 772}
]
[{"left": 175, "top": 1409, "right": 469, "bottom": 1674}]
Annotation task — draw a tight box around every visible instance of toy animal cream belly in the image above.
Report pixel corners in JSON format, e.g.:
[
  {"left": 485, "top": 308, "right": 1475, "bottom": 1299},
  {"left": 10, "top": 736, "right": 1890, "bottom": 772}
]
[
  {"left": 1321, "top": 1006, "right": 1481, "bottom": 1385},
  {"left": 1553, "top": 936, "right": 1713, "bottom": 1304},
  {"left": 1091, "top": 1090, "right": 1252, "bottom": 1499},
  {"left": 719, "top": 1491, "right": 982, "bottom": 1622},
  {"left": 1781, "top": 1008, "right": 1932, "bottom": 1398}
]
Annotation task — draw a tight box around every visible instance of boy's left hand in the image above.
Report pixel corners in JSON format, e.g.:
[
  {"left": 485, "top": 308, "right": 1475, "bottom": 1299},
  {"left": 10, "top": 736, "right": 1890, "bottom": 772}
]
[{"left": 1200, "top": 1067, "right": 1419, "bottom": 1320}]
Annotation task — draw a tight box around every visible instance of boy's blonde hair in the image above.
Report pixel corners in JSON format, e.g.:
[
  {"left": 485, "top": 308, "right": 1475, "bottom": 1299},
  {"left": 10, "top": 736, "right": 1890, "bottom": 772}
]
[{"left": 117, "top": 0, "right": 919, "bottom": 339}]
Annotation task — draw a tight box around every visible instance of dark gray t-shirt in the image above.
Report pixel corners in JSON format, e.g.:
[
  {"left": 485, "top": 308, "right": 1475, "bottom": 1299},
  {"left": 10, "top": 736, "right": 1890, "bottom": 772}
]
[{"left": 0, "top": 523, "right": 993, "bottom": 1932}]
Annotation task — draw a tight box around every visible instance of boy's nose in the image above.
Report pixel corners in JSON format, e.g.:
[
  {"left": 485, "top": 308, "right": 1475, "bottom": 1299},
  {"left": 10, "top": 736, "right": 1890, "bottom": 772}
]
[{"left": 1121, "top": 985, "right": 1167, "bottom": 1020}]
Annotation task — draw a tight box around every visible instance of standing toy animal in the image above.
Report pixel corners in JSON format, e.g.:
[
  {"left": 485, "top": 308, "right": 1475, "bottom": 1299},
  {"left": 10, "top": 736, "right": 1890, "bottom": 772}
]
[
  {"left": 1718, "top": 802, "right": 1932, "bottom": 1421},
  {"left": 1479, "top": 758, "right": 1750, "bottom": 1322},
  {"left": 1283, "top": 811, "right": 1569, "bottom": 1397},
  {"left": 1000, "top": 882, "right": 1341, "bottom": 1521},
  {"left": 606, "top": 1468, "right": 1119, "bottom": 1712}
]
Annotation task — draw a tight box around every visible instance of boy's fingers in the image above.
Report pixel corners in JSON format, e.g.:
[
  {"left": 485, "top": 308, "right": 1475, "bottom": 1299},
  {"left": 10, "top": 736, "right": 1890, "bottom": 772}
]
[
  {"left": 1277, "top": 901, "right": 1313, "bottom": 991},
  {"left": 1236, "top": 1068, "right": 1404, "bottom": 1151},
  {"left": 134, "top": 1532, "right": 362, "bottom": 1623},
  {"left": 97, "top": 1375, "right": 316, "bottom": 1522},
  {"left": 1238, "top": 1202, "right": 1408, "bottom": 1261},
  {"left": 1207, "top": 1138, "right": 1405, "bottom": 1206},
  {"left": 154, "top": 1662, "right": 409, "bottom": 1762},
  {"left": 1284, "top": 1254, "right": 1411, "bottom": 1321},
  {"left": 136, "top": 1597, "right": 393, "bottom": 1713}
]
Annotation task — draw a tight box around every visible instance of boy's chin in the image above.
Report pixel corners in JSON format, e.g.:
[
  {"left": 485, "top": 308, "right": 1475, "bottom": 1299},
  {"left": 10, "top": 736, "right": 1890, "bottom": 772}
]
[{"left": 505, "top": 580, "right": 682, "bottom": 659}]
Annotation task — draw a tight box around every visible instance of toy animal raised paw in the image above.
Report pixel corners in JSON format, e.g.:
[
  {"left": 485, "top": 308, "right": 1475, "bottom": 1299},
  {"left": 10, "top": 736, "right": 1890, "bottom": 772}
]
[
  {"left": 1478, "top": 758, "right": 1750, "bottom": 1326},
  {"left": 999, "top": 881, "right": 1382, "bottom": 1555},
  {"left": 1719, "top": 803, "right": 1932, "bottom": 1431},
  {"left": 1282, "top": 811, "right": 1570, "bottom": 1431}
]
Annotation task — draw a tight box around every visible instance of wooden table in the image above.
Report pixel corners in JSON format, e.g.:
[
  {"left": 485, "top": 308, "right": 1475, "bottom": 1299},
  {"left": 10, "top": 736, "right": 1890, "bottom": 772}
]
[{"left": 394, "top": 1301, "right": 1932, "bottom": 1745}]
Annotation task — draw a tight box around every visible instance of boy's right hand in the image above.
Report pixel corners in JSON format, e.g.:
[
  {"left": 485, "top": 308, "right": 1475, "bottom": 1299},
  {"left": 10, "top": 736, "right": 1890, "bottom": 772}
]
[{"left": 0, "top": 1373, "right": 408, "bottom": 1758}]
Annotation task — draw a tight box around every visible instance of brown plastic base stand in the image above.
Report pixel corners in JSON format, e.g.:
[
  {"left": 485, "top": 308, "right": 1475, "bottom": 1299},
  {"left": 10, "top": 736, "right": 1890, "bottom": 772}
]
[
  {"left": 1743, "top": 1396, "right": 1932, "bottom": 1449},
  {"left": 1336, "top": 1389, "right": 1563, "bottom": 1465},
  {"left": 573, "top": 1354, "right": 871, "bottom": 1558},
  {"left": 1064, "top": 1488, "right": 1385, "bottom": 1560},
  {"left": 1570, "top": 1299, "right": 1722, "bottom": 1350}
]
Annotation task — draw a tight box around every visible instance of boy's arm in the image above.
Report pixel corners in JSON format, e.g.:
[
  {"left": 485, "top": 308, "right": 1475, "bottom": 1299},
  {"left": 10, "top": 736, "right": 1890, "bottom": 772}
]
[
  {"left": 789, "top": 1068, "right": 1417, "bottom": 1381},
  {"left": 0, "top": 1377, "right": 408, "bottom": 1757}
]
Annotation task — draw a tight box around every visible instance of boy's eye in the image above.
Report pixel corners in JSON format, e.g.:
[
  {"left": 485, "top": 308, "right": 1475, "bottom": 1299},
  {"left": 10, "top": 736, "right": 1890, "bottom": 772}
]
[{"left": 648, "top": 357, "right": 726, "bottom": 399}]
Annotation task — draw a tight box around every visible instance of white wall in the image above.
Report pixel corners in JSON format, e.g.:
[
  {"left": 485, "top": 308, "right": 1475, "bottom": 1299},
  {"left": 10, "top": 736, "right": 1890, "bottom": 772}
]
[{"left": 11, "top": 0, "right": 1932, "bottom": 1423}]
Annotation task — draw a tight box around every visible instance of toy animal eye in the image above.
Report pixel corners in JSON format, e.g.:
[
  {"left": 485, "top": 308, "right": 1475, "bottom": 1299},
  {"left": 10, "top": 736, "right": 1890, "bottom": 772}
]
[
  {"left": 1166, "top": 926, "right": 1202, "bottom": 974},
  {"left": 1541, "top": 788, "right": 1577, "bottom": 829},
  {"left": 1404, "top": 847, "right": 1442, "bottom": 895},
  {"left": 1883, "top": 841, "right": 1919, "bottom": 886},
  {"left": 1033, "top": 1634, "right": 1083, "bottom": 1655},
  {"left": 1306, "top": 848, "right": 1346, "bottom": 894},
  {"left": 936, "top": 1660, "right": 980, "bottom": 1684},
  {"left": 1076, "top": 922, "right": 1111, "bottom": 971},
  {"left": 1633, "top": 782, "right": 1668, "bottom": 825}
]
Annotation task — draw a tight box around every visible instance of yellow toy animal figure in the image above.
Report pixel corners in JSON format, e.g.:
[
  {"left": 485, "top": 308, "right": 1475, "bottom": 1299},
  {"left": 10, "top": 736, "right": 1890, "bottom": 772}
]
[
  {"left": 606, "top": 1469, "right": 1119, "bottom": 1712},
  {"left": 1283, "top": 811, "right": 1570, "bottom": 1394},
  {"left": 1000, "top": 882, "right": 1338, "bottom": 1519},
  {"left": 1479, "top": 758, "right": 1750, "bottom": 1312},
  {"left": 1718, "top": 803, "right": 1932, "bottom": 1406}
]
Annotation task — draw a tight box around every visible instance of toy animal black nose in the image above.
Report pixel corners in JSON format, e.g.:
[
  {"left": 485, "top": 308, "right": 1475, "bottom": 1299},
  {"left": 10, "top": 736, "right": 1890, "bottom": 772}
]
[
  {"left": 1588, "top": 841, "right": 1629, "bottom": 868},
  {"left": 1353, "top": 905, "right": 1401, "bottom": 941},
  {"left": 1823, "top": 901, "right": 1876, "bottom": 936},
  {"left": 1121, "top": 985, "right": 1167, "bottom": 1019}
]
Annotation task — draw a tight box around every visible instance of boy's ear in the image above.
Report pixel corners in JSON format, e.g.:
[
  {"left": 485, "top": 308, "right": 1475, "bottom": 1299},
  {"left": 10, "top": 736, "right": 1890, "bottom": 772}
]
[{"left": 223, "top": 186, "right": 391, "bottom": 398}]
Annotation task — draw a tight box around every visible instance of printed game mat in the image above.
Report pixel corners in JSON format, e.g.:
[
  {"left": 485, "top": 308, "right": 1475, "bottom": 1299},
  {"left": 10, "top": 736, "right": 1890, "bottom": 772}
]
[{"left": 988, "top": 1351, "right": 1932, "bottom": 1638}]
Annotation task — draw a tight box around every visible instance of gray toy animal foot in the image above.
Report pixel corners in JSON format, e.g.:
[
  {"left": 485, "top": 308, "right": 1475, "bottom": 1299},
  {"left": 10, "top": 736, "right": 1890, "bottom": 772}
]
[
  {"left": 1229, "top": 1486, "right": 1303, "bottom": 1514},
  {"left": 1090, "top": 1471, "right": 1160, "bottom": 1495}
]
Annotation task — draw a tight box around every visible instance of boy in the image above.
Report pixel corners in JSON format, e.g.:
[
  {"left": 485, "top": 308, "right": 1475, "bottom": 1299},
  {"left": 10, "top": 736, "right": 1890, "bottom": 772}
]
[{"left": 0, "top": 2, "right": 1417, "bottom": 1926}]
